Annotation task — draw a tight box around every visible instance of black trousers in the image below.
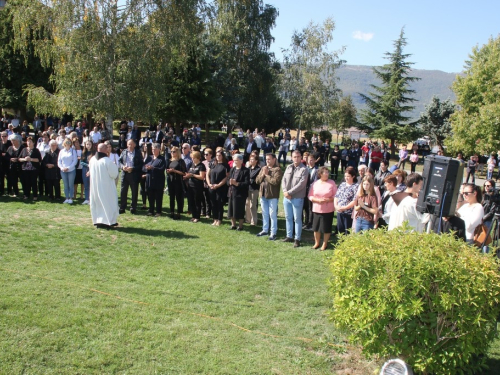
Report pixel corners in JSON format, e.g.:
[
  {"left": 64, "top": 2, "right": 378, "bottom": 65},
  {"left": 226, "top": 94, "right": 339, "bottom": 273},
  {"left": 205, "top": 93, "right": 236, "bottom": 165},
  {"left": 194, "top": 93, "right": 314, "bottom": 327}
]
[
  {"left": 140, "top": 179, "right": 147, "bottom": 206},
  {"left": 169, "top": 181, "right": 184, "bottom": 214},
  {"left": 120, "top": 173, "right": 139, "bottom": 210},
  {"left": 46, "top": 178, "right": 61, "bottom": 199},
  {"left": 340, "top": 160, "right": 347, "bottom": 173},
  {"left": 0, "top": 169, "right": 6, "bottom": 195},
  {"left": 337, "top": 212, "right": 353, "bottom": 235},
  {"left": 21, "top": 170, "right": 39, "bottom": 198},
  {"left": 331, "top": 162, "right": 340, "bottom": 179},
  {"left": 303, "top": 198, "right": 313, "bottom": 227},
  {"left": 187, "top": 186, "right": 203, "bottom": 219},
  {"left": 210, "top": 190, "right": 225, "bottom": 221},
  {"left": 7, "top": 171, "right": 20, "bottom": 196},
  {"left": 38, "top": 169, "right": 46, "bottom": 196},
  {"left": 147, "top": 188, "right": 163, "bottom": 214},
  {"left": 201, "top": 187, "right": 212, "bottom": 217}
]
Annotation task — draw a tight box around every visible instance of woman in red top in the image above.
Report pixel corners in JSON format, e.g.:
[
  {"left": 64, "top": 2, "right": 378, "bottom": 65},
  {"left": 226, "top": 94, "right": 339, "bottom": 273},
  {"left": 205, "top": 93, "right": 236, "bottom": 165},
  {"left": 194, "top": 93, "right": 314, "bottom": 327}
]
[{"left": 369, "top": 146, "right": 383, "bottom": 172}]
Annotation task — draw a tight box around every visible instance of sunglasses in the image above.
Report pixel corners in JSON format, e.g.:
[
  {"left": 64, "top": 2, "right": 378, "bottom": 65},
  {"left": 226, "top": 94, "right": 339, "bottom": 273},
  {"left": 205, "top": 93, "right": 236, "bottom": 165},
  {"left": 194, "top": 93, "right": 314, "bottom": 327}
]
[
  {"left": 463, "top": 191, "right": 475, "bottom": 195},
  {"left": 485, "top": 185, "right": 492, "bottom": 187}
]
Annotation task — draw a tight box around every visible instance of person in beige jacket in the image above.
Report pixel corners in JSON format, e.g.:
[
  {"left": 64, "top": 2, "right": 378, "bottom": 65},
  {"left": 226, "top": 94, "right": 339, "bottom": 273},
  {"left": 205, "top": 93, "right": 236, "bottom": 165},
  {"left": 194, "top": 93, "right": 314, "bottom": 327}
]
[{"left": 255, "top": 153, "right": 283, "bottom": 241}]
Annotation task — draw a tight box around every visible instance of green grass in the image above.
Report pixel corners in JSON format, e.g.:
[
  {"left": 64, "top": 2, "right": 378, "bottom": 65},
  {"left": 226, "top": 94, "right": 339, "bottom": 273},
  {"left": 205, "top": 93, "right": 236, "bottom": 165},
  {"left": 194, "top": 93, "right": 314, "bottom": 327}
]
[
  {"left": 1, "top": 180, "right": 499, "bottom": 374},
  {"left": 0, "top": 195, "right": 354, "bottom": 374}
]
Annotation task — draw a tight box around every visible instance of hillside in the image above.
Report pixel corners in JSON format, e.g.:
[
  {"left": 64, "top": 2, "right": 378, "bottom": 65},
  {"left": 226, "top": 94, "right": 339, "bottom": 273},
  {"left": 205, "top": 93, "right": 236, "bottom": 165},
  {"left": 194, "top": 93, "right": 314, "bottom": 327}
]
[{"left": 336, "top": 65, "right": 459, "bottom": 120}]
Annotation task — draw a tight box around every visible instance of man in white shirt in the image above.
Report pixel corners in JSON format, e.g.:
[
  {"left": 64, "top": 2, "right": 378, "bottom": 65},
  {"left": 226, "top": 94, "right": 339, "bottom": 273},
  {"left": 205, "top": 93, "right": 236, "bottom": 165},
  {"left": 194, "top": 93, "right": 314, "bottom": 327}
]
[
  {"left": 90, "top": 126, "right": 102, "bottom": 144},
  {"left": 388, "top": 173, "right": 430, "bottom": 233},
  {"left": 254, "top": 132, "right": 264, "bottom": 157}
]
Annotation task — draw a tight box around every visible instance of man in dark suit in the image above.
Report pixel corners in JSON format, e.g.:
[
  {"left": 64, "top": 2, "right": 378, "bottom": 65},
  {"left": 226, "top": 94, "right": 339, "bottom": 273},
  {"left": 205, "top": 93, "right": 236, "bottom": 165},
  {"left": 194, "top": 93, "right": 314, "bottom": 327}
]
[
  {"left": 243, "top": 134, "right": 258, "bottom": 163},
  {"left": 119, "top": 139, "right": 144, "bottom": 214},
  {"left": 154, "top": 125, "right": 164, "bottom": 144}
]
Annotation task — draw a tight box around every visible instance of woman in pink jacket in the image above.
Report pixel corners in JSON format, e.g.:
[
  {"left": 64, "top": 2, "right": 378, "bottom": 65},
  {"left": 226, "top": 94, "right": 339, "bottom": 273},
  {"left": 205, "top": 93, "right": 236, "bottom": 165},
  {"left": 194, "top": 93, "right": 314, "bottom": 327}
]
[{"left": 308, "top": 166, "right": 337, "bottom": 251}]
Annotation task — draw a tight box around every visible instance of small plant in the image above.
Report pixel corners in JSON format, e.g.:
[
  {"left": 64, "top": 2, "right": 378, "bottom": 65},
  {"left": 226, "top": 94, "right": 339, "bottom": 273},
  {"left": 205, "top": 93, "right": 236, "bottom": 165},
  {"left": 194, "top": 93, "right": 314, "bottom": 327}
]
[{"left": 329, "top": 225, "right": 500, "bottom": 374}]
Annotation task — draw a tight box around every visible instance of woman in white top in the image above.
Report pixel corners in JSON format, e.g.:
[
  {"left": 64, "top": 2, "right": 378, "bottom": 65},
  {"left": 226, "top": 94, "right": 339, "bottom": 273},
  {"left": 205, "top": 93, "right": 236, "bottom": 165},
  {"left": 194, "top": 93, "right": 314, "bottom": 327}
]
[
  {"left": 289, "top": 136, "right": 297, "bottom": 158},
  {"left": 457, "top": 183, "right": 485, "bottom": 243},
  {"left": 57, "top": 138, "right": 78, "bottom": 204}
]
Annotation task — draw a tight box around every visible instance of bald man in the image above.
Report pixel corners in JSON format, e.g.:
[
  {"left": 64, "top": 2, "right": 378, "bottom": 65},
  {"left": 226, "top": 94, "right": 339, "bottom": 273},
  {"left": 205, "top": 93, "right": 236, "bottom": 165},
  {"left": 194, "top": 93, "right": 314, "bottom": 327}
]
[{"left": 89, "top": 143, "right": 119, "bottom": 229}]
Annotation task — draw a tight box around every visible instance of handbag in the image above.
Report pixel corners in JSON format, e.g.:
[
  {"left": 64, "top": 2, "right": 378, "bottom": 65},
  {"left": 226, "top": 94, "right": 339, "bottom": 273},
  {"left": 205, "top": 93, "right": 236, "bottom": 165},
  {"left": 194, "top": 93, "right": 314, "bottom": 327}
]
[{"left": 473, "top": 223, "right": 492, "bottom": 248}]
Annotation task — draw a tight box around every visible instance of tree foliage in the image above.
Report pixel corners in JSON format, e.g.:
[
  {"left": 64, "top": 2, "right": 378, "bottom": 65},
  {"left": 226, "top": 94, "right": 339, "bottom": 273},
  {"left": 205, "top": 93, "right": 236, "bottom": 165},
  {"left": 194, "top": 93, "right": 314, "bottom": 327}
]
[
  {"left": 447, "top": 35, "right": 500, "bottom": 155},
  {"left": 0, "top": 0, "right": 51, "bottom": 113},
  {"left": 10, "top": 0, "right": 206, "bottom": 128},
  {"left": 418, "top": 96, "right": 455, "bottom": 148},
  {"left": 358, "top": 28, "right": 420, "bottom": 152},
  {"left": 329, "top": 95, "right": 357, "bottom": 137},
  {"left": 280, "top": 18, "right": 344, "bottom": 135},
  {"left": 207, "top": 0, "right": 281, "bottom": 131}
]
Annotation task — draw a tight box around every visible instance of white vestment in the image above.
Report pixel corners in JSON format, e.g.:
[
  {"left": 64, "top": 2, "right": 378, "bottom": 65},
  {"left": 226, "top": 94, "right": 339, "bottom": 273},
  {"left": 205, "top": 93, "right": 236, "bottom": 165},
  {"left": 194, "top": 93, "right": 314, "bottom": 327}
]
[
  {"left": 388, "top": 195, "right": 430, "bottom": 233},
  {"left": 89, "top": 154, "right": 119, "bottom": 226}
]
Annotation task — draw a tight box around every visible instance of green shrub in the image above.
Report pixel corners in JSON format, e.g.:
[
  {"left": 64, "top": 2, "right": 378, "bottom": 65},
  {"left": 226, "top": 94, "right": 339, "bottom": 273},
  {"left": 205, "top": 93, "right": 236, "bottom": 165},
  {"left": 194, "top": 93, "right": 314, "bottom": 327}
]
[{"left": 329, "top": 225, "right": 500, "bottom": 375}]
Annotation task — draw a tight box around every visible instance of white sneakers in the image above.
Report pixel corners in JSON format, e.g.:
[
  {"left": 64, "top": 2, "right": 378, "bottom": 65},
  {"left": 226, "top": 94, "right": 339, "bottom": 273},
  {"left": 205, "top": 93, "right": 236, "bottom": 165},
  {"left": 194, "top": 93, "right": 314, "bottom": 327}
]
[
  {"left": 82, "top": 200, "right": 89, "bottom": 205},
  {"left": 63, "top": 199, "right": 73, "bottom": 204}
]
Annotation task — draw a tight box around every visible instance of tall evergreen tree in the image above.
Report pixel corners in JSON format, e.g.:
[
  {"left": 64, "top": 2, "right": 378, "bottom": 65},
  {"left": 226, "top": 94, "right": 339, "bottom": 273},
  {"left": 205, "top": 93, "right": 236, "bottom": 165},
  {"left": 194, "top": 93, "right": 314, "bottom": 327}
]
[{"left": 358, "top": 28, "right": 420, "bottom": 153}]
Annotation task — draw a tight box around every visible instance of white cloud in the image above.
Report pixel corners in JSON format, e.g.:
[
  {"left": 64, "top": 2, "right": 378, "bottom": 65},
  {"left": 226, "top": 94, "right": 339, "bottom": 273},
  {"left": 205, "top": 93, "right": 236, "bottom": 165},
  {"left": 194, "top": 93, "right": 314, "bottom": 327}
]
[{"left": 352, "top": 31, "right": 374, "bottom": 42}]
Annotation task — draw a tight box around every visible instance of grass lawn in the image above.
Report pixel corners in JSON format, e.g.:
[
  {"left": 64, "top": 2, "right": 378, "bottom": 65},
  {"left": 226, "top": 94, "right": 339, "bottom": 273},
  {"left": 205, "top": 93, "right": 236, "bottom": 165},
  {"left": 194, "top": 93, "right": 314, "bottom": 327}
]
[
  {"left": 0, "top": 193, "right": 375, "bottom": 374},
  {"left": 1, "top": 165, "right": 499, "bottom": 374}
]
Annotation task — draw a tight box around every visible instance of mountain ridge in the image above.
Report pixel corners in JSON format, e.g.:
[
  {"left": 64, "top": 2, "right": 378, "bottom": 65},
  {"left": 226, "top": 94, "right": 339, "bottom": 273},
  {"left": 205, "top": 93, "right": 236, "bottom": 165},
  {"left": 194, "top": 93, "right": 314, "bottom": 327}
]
[{"left": 336, "top": 64, "right": 459, "bottom": 120}]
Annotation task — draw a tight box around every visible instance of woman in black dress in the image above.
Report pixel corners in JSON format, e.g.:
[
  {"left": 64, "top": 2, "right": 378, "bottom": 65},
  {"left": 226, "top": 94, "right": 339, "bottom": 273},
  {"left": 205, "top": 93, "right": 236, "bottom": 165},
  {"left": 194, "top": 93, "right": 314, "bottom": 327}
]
[
  {"left": 206, "top": 150, "right": 229, "bottom": 226},
  {"left": 227, "top": 153, "right": 250, "bottom": 230},
  {"left": 19, "top": 136, "right": 42, "bottom": 200},
  {"left": 166, "top": 146, "right": 186, "bottom": 219},
  {"left": 73, "top": 138, "right": 84, "bottom": 200},
  {"left": 140, "top": 143, "right": 153, "bottom": 209},
  {"left": 6, "top": 134, "right": 24, "bottom": 197},
  {"left": 183, "top": 151, "right": 206, "bottom": 223},
  {"left": 330, "top": 145, "right": 341, "bottom": 180},
  {"left": 144, "top": 143, "right": 166, "bottom": 217}
]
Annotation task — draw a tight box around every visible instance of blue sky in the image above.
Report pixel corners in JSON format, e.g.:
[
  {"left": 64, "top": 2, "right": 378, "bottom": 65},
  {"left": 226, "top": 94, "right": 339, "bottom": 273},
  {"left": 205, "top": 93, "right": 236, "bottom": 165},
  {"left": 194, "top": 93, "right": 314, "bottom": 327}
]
[{"left": 267, "top": 0, "right": 500, "bottom": 73}]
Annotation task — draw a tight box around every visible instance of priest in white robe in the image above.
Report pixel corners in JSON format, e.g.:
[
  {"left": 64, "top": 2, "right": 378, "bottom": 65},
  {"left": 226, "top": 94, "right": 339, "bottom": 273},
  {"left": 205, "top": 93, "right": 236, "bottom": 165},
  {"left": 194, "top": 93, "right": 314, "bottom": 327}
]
[{"left": 89, "top": 143, "right": 119, "bottom": 228}]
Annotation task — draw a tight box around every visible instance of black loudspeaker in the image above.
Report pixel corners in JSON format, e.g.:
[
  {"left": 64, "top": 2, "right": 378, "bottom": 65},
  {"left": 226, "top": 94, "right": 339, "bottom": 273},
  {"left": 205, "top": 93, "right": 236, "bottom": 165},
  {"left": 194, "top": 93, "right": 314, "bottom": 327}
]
[{"left": 416, "top": 155, "right": 464, "bottom": 216}]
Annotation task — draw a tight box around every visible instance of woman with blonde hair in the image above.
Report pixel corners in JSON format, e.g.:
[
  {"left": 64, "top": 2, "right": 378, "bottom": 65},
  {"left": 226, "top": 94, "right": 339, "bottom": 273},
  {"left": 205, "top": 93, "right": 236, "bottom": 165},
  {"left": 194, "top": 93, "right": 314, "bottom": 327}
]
[
  {"left": 57, "top": 138, "right": 78, "bottom": 204},
  {"left": 166, "top": 146, "right": 186, "bottom": 219}
]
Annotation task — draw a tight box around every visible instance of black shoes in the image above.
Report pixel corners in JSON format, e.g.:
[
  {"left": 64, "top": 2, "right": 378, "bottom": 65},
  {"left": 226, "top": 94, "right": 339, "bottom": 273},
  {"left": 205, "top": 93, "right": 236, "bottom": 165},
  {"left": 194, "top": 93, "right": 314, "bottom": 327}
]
[
  {"left": 256, "top": 231, "right": 268, "bottom": 237},
  {"left": 282, "top": 237, "right": 294, "bottom": 243},
  {"left": 268, "top": 234, "right": 277, "bottom": 241},
  {"left": 293, "top": 240, "right": 301, "bottom": 248},
  {"left": 119, "top": 209, "right": 125, "bottom": 214}
]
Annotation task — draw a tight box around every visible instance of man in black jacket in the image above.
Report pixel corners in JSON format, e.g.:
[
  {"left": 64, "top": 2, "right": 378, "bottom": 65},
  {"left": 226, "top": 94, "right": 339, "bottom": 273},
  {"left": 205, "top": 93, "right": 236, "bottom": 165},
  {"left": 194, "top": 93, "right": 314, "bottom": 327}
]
[{"left": 119, "top": 139, "right": 144, "bottom": 214}]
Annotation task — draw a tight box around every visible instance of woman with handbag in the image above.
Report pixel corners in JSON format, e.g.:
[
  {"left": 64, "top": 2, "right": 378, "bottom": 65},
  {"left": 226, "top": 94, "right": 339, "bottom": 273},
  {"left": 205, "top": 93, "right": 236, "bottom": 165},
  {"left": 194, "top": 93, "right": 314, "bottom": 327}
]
[{"left": 457, "top": 183, "right": 484, "bottom": 245}]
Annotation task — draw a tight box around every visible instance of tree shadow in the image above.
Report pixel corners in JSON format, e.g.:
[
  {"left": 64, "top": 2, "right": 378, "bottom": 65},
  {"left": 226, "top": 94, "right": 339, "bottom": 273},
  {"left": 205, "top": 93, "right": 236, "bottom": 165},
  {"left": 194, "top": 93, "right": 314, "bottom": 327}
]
[
  {"left": 480, "top": 357, "right": 500, "bottom": 374},
  {"left": 112, "top": 226, "right": 199, "bottom": 239}
]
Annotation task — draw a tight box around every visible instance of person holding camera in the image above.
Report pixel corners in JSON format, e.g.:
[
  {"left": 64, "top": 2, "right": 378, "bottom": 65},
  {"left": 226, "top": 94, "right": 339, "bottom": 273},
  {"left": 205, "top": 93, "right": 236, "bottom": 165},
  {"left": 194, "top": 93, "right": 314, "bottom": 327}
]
[{"left": 482, "top": 179, "right": 498, "bottom": 231}]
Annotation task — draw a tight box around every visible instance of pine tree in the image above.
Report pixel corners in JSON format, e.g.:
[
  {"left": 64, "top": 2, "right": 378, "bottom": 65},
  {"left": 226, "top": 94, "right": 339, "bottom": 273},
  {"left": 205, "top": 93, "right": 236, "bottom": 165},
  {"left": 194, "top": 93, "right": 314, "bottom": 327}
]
[{"left": 358, "top": 28, "right": 420, "bottom": 153}]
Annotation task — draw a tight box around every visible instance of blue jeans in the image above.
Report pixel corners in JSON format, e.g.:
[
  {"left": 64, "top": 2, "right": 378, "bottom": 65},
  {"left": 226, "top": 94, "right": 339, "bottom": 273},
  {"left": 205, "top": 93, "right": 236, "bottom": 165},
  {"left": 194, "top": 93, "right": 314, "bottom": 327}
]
[
  {"left": 283, "top": 197, "right": 304, "bottom": 240},
  {"left": 82, "top": 166, "right": 90, "bottom": 200},
  {"left": 260, "top": 197, "right": 278, "bottom": 236},
  {"left": 487, "top": 170, "right": 493, "bottom": 180},
  {"left": 355, "top": 217, "right": 374, "bottom": 233},
  {"left": 61, "top": 169, "right": 76, "bottom": 199}
]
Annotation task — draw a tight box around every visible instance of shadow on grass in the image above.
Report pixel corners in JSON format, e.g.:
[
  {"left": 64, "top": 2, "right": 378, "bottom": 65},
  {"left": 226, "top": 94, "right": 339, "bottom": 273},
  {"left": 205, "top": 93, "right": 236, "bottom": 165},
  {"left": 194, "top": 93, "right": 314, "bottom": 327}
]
[{"left": 113, "top": 226, "right": 199, "bottom": 239}]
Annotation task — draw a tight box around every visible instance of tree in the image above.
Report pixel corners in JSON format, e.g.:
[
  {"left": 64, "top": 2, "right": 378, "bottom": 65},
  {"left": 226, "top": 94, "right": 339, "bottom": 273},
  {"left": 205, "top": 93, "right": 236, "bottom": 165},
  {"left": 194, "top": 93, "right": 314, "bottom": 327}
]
[
  {"left": 328, "top": 95, "right": 357, "bottom": 144},
  {"left": 10, "top": 0, "right": 202, "bottom": 131},
  {"left": 280, "top": 18, "right": 344, "bottom": 138},
  {"left": 358, "top": 28, "right": 420, "bottom": 153},
  {"left": 0, "top": 0, "right": 51, "bottom": 117},
  {"left": 447, "top": 35, "right": 500, "bottom": 155},
  {"left": 418, "top": 96, "right": 455, "bottom": 149},
  {"left": 208, "top": 0, "right": 281, "bottom": 131}
]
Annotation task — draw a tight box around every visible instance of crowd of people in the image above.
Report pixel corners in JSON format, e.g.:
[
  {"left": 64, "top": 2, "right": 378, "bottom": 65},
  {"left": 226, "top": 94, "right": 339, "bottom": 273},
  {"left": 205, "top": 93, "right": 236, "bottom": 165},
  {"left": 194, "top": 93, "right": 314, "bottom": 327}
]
[{"left": 1, "top": 117, "right": 499, "bottom": 249}]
